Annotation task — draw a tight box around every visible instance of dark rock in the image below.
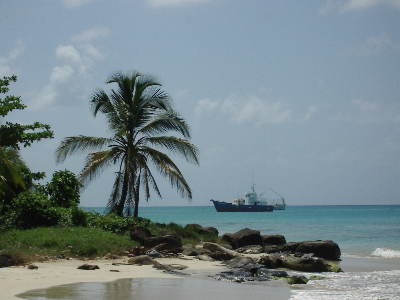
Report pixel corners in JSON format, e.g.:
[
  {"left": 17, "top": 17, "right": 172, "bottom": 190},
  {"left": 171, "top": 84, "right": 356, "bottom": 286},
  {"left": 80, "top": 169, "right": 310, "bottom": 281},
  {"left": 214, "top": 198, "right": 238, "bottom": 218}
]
[
  {"left": 145, "top": 249, "right": 162, "bottom": 258},
  {"left": 221, "top": 228, "right": 262, "bottom": 249},
  {"left": 281, "top": 255, "right": 332, "bottom": 272},
  {"left": 224, "top": 256, "right": 256, "bottom": 269},
  {"left": 130, "top": 246, "right": 146, "bottom": 256},
  {"left": 202, "top": 242, "right": 239, "bottom": 261},
  {"left": 127, "top": 255, "right": 156, "bottom": 265},
  {"left": 143, "top": 235, "right": 182, "bottom": 253},
  {"left": 77, "top": 264, "right": 99, "bottom": 270},
  {"left": 110, "top": 269, "right": 120, "bottom": 272},
  {"left": 258, "top": 255, "right": 283, "bottom": 268},
  {"left": 0, "top": 254, "right": 13, "bottom": 268},
  {"left": 185, "top": 224, "right": 219, "bottom": 236},
  {"left": 283, "top": 240, "right": 341, "bottom": 260},
  {"left": 287, "top": 275, "right": 309, "bottom": 285},
  {"left": 27, "top": 264, "right": 38, "bottom": 270},
  {"left": 262, "top": 235, "right": 286, "bottom": 246},
  {"left": 236, "top": 245, "right": 264, "bottom": 254},
  {"left": 130, "top": 226, "right": 152, "bottom": 244},
  {"left": 182, "top": 248, "right": 199, "bottom": 256},
  {"left": 263, "top": 245, "right": 285, "bottom": 254}
]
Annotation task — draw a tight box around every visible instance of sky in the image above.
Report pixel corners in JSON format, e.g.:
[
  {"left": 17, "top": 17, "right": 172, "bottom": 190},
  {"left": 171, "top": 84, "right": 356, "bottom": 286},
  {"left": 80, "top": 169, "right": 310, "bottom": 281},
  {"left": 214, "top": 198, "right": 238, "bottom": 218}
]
[{"left": 1, "top": 0, "right": 400, "bottom": 207}]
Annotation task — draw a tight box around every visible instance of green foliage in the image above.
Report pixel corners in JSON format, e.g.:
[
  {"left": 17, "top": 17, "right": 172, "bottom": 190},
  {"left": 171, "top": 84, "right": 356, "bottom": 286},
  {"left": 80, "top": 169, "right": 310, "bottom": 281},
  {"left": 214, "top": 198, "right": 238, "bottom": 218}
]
[
  {"left": 71, "top": 208, "right": 87, "bottom": 226},
  {"left": 47, "top": 170, "right": 82, "bottom": 208},
  {"left": 56, "top": 71, "right": 199, "bottom": 218},
  {"left": 8, "top": 191, "right": 60, "bottom": 229},
  {"left": 0, "top": 227, "right": 136, "bottom": 259},
  {"left": 85, "top": 212, "right": 150, "bottom": 234}
]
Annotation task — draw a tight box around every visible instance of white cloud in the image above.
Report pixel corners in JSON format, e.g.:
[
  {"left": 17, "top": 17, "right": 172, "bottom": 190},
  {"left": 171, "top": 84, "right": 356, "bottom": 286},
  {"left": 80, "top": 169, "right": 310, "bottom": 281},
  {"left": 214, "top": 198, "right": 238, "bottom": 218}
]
[
  {"left": 352, "top": 99, "right": 379, "bottom": 112},
  {"left": 30, "top": 85, "right": 58, "bottom": 110},
  {"left": 56, "top": 45, "right": 81, "bottom": 63},
  {"left": 0, "top": 40, "right": 25, "bottom": 76},
  {"left": 195, "top": 95, "right": 292, "bottom": 126},
  {"left": 50, "top": 65, "right": 75, "bottom": 83},
  {"left": 63, "top": 0, "right": 95, "bottom": 8},
  {"left": 71, "top": 26, "right": 110, "bottom": 43},
  {"left": 147, "top": 0, "right": 210, "bottom": 7},
  {"left": 321, "top": 0, "right": 400, "bottom": 13}
]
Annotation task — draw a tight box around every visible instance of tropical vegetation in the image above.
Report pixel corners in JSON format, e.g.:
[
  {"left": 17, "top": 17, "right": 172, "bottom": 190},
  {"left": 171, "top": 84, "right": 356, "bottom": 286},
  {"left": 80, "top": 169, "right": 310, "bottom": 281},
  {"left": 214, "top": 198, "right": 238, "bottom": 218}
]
[{"left": 56, "top": 72, "right": 199, "bottom": 217}]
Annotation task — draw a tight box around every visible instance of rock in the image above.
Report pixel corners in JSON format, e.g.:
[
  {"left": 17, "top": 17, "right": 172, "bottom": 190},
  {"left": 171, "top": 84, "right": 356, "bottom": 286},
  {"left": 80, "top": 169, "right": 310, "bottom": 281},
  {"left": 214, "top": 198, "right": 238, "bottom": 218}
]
[
  {"left": 150, "top": 242, "right": 182, "bottom": 254},
  {"left": 182, "top": 248, "right": 199, "bottom": 256},
  {"left": 258, "top": 255, "right": 283, "bottom": 269},
  {"left": 0, "top": 254, "right": 13, "bottom": 268},
  {"left": 262, "top": 235, "right": 286, "bottom": 246},
  {"left": 110, "top": 269, "right": 120, "bottom": 272},
  {"left": 221, "top": 228, "right": 262, "bottom": 249},
  {"left": 145, "top": 249, "right": 162, "bottom": 258},
  {"left": 127, "top": 255, "right": 156, "bottom": 265},
  {"left": 197, "top": 254, "right": 214, "bottom": 261},
  {"left": 143, "top": 235, "right": 182, "bottom": 253},
  {"left": 236, "top": 245, "right": 264, "bottom": 254},
  {"left": 283, "top": 240, "right": 341, "bottom": 260},
  {"left": 263, "top": 245, "right": 285, "bottom": 254},
  {"left": 130, "top": 226, "right": 152, "bottom": 244},
  {"left": 27, "top": 264, "right": 38, "bottom": 270},
  {"left": 185, "top": 224, "right": 219, "bottom": 236},
  {"left": 77, "top": 264, "right": 99, "bottom": 270},
  {"left": 224, "top": 256, "right": 256, "bottom": 269},
  {"left": 130, "top": 246, "right": 146, "bottom": 256},
  {"left": 281, "top": 255, "right": 332, "bottom": 272},
  {"left": 202, "top": 242, "right": 240, "bottom": 261},
  {"left": 287, "top": 275, "right": 309, "bottom": 285}
]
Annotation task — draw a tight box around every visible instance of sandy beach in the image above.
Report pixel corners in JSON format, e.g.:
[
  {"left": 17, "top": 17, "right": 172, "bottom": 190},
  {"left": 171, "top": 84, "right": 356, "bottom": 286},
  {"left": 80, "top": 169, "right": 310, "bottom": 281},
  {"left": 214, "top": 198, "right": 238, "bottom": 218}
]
[{"left": 0, "top": 256, "right": 290, "bottom": 300}]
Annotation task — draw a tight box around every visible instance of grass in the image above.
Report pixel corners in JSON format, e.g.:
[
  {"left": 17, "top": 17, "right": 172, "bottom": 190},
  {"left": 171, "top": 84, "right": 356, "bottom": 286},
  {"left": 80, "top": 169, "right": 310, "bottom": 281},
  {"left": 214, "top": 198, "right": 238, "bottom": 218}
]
[{"left": 0, "top": 227, "right": 137, "bottom": 263}]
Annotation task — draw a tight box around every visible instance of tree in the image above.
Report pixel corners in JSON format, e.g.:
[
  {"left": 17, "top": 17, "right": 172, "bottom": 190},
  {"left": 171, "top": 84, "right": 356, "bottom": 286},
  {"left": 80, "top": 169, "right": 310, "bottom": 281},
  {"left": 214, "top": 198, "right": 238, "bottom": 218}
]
[
  {"left": 56, "top": 72, "right": 199, "bottom": 217},
  {"left": 47, "top": 170, "right": 82, "bottom": 208},
  {"left": 0, "top": 75, "right": 53, "bottom": 210}
]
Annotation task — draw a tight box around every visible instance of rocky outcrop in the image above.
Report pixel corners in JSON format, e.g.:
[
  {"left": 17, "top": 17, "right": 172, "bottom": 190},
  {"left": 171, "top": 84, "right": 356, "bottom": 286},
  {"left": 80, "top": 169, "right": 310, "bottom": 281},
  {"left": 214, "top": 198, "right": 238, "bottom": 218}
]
[
  {"left": 77, "top": 264, "right": 99, "bottom": 270},
  {"left": 236, "top": 245, "right": 264, "bottom": 254},
  {"left": 185, "top": 224, "right": 219, "bottom": 236},
  {"left": 262, "top": 235, "right": 286, "bottom": 246},
  {"left": 283, "top": 240, "right": 341, "bottom": 260},
  {"left": 280, "top": 255, "right": 340, "bottom": 272},
  {"left": 130, "top": 226, "right": 152, "bottom": 244},
  {"left": 202, "top": 242, "right": 240, "bottom": 261},
  {"left": 221, "top": 228, "right": 262, "bottom": 249},
  {"left": 258, "top": 255, "right": 283, "bottom": 269},
  {"left": 143, "top": 234, "right": 182, "bottom": 253},
  {"left": 127, "top": 255, "right": 156, "bottom": 265}
]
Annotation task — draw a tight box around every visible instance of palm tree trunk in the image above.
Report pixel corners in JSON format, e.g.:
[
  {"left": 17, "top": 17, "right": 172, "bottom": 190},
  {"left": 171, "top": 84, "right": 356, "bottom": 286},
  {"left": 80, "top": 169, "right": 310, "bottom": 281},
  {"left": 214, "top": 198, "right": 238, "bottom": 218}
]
[{"left": 133, "top": 175, "right": 140, "bottom": 218}]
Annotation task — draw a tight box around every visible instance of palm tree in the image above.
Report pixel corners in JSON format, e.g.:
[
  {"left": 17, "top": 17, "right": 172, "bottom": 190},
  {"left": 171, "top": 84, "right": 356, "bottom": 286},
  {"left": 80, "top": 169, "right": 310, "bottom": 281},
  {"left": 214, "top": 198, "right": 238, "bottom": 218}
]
[{"left": 56, "top": 72, "right": 199, "bottom": 217}]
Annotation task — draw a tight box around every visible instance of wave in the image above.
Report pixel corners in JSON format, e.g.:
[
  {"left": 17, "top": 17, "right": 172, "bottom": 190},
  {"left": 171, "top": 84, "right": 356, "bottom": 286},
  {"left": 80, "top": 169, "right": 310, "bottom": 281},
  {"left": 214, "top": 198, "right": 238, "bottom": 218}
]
[{"left": 371, "top": 248, "right": 400, "bottom": 258}]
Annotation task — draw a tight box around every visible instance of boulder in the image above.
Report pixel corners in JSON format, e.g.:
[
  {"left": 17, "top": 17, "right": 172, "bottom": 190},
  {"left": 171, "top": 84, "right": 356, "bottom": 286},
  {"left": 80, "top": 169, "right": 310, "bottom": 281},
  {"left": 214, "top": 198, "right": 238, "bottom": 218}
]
[
  {"left": 287, "top": 275, "right": 309, "bottom": 285},
  {"left": 258, "top": 255, "right": 283, "bottom": 269},
  {"left": 263, "top": 245, "right": 285, "bottom": 254},
  {"left": 283, "top": 240, "right": 341, "bottom": 260},
  {"left": 262, "top": 235, "right": 286, "bottom": 246},
  {"left": 197, "top": 254, "right": 214, "bottom": 261},
  {"left": 224, "top": 256, "right": 256, "bottom": 269},
  {"left": 185, "top": 224, "right": 219, "bottom": 236},
  {"left": 143, "top": 235, "right": 182, "bottom": 253},
  {"left": 77, "top": 264, "right": 99, "bottom": 270},
  {"left": 236, "top": 245, "right": 264, "bottom": 254},
  {"left": 221, "top": 228, "right": 262, "bottom": 249},
  {"left": 127, "top": 255, "right": 156, "bottom": 265},
  {"left": 202, "top": 242, "right": 239, "bottom": 261},
  {"left": 0, "top": 254, "right": 13, "bottom": 268},
  {"left": 280, "top": 255, "right": 332, "bottom": 272},
  {"left": 27, "top": 264, "right": 38, "bottom": 270},
  {"left": 130, "top": 226, "right": 152, "bottom": 244},
  {"left": 150, "top": 243, "right": 182, "bottom": 254}
]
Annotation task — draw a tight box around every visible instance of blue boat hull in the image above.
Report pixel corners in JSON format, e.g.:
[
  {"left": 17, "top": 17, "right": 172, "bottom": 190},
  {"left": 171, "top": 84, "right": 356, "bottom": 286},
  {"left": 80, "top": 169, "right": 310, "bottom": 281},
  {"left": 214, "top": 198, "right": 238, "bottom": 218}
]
[{"left": 210, "top": 200, "right": 274, "bottom": 212}]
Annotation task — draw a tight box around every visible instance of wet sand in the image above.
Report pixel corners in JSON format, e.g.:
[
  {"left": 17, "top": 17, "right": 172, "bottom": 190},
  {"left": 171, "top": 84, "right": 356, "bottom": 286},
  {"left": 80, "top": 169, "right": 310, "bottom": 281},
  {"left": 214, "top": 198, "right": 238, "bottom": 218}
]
[{"left": 18, "top": 278, "right": 291, "bottom": 300}]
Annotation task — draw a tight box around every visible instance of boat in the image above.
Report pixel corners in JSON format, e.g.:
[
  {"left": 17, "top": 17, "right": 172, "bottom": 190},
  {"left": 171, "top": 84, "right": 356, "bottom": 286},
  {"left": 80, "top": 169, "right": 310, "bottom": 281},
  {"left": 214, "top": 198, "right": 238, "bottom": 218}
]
[{"left": 210, "top": 185, "right": 274, "bottom": 212}]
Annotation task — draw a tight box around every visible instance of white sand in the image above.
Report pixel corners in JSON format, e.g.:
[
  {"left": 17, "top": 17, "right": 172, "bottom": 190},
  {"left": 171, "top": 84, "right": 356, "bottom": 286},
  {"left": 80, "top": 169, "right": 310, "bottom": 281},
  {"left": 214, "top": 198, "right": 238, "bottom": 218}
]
[{"left": 0, "top": 257, "right": 225, "bottom": 300}]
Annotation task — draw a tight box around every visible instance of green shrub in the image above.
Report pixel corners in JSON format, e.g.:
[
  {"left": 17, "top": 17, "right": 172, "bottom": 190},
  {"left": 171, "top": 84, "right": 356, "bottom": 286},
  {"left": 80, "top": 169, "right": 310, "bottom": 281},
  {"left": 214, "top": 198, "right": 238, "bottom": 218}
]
[
  {"left": 10, "top": 191, "right": 60, "bottom": 229},
  {"left": 47, "top": 170, "right": 82, "bottom": 208},
  {"left": 71, "top": 208, "right": 87, "bottom": 226}
]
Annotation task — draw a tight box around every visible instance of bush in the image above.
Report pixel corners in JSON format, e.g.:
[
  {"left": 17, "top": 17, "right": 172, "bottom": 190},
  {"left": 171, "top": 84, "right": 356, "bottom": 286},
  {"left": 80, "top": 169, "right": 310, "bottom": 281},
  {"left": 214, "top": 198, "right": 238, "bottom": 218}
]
[
  {"left": 47, "top": 170, "right": 82, "bottom": 208},
  {"left": 10, "top": 191, "right": 60, "bottom": 229},
  {"left": 71, "top": 208, "right": 87, "bottom": 226}
]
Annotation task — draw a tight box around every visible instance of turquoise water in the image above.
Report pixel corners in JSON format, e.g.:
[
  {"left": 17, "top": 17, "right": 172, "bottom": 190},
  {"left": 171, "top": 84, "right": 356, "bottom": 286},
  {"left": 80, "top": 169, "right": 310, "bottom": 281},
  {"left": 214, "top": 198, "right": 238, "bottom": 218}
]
[{"left": 84, "top": 205, "right": 400, "bottom": 256}]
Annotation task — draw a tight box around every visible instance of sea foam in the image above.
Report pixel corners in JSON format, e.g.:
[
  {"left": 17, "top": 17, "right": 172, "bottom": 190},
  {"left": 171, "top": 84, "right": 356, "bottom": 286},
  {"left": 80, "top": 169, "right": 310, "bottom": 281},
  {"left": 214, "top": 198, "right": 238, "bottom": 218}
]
[{"left": 371, "top": 248, "right": 400, "bottom": 258}]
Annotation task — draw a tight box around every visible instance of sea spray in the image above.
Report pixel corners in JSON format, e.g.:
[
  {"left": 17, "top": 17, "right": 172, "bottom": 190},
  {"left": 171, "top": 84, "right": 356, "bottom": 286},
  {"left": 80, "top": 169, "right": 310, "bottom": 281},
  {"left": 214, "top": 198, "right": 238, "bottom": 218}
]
[{"left": 371, "top": 248, "right": 400, "bottom": 258}]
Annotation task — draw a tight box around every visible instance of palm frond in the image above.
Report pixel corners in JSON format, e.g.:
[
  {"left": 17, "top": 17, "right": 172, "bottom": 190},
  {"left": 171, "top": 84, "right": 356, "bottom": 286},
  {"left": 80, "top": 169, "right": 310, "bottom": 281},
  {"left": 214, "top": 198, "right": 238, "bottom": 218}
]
[
  {"left": 56, "top": 136, "right": 113, "bottom": 163},
  {"left": 139, "top": 111, "right": 191, "bottom": 138},
  {"left": 79, "top": 149, "right": 119, "bottom": 185},
  {"left": 142, "top": 136, "right": 199, "bottom": 165}
]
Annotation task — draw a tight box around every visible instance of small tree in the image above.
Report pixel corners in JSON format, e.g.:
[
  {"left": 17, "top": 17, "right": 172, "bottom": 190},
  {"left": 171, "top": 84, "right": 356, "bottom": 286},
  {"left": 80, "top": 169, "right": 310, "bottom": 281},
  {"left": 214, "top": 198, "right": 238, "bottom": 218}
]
[{"left": 47, "top": 170, "right": 82, "bottom": 208}]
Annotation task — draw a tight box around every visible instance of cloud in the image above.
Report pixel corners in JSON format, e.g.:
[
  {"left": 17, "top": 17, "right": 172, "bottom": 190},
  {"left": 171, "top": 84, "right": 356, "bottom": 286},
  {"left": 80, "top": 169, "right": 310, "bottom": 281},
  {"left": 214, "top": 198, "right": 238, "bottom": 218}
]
[
  {"left": 195, "top": 95, "right": 292, "bottom": 126},
  {"left": 63, "top": 0, "right": 95, "bottom": 8},
  {"left": 352, "top": 99, "right": 379, "bottom": 112},
  {"left": 304, "top": 106, "right": 318, "bottom": 121},
  {"left": 56, "top": 45, "right": 81, "bottom": 63},
  {"left": 71, "top": 26, "right": 110, "bottom": 43},
  {"left": 321, "top": 0, "right": 400, "bottom": 13},
  {"left": 147, "top": 0, "right": 210, "bottom": 7},
  {"left": 30, "top": 27, "right": 109, "bottom": 110},
  {"left": 0, "top": 40, "right": 25, "bottom": 76}
]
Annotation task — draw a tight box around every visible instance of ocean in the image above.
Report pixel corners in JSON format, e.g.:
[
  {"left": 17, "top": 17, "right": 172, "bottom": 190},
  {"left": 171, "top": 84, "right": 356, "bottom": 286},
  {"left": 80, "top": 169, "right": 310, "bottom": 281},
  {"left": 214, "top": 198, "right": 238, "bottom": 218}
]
[{"left": 80, "top": 205, "right": 400, "bottom": 299}]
